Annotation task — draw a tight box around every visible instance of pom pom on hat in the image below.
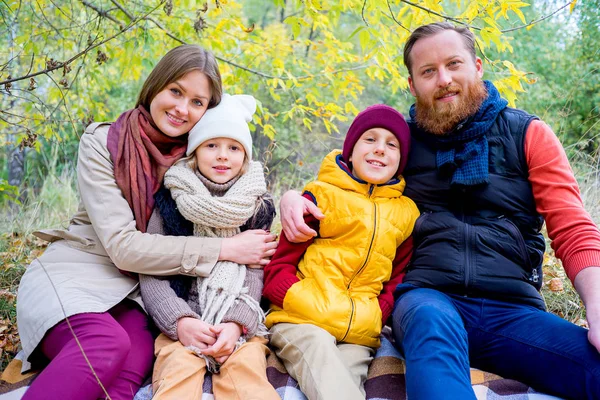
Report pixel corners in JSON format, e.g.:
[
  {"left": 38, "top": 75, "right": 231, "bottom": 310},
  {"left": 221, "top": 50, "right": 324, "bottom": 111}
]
[
  {"left": 342, "top": 104, "right": 411, "bottom": 175},
  {"left": 187, "top": 93, "right": 256, "bottom": 159}
]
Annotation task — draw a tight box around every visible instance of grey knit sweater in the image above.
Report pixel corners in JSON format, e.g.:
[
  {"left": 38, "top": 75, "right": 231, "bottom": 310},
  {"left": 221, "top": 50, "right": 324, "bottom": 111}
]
[{"left": 139, "top": 173, "right": 266, "bottom": 341}]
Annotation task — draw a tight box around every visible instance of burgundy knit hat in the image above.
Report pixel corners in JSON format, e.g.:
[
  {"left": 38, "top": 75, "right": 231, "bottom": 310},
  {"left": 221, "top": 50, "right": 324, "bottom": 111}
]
[{"left": 342, "top": 104, "right": 411, "bottom": 176}]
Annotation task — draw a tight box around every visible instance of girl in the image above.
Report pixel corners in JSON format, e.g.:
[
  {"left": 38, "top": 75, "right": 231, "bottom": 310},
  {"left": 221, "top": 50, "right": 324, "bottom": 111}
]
[
  {"left": 17, "top": 45, "right": 277, "bottom": 400},
  {"left": 139, "top": 93, "right": 280, "bottom": 400}
]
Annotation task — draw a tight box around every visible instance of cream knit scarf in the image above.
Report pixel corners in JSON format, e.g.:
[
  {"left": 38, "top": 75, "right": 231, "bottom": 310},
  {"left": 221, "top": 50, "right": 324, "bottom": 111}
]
[{"left": 164, "top": 159, "right": 268, "bottom": 372}]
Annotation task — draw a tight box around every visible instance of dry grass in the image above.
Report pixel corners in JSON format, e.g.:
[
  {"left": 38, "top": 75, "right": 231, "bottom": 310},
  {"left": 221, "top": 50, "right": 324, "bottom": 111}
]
[{"left": 0, "top": 168, "right": 77, "bottom": 370}]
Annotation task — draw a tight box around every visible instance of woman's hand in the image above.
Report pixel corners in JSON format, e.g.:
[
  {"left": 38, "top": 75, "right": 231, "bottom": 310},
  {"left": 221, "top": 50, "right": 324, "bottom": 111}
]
[
  {"left": 201, "top": 322, "right": 243, "bottom": 364},
  {"left": 176, "top": 317, "right": 217, "bottom": 349},
  {"left": 280, "top": 190, "right": 324, "bottom": 243},
  {"left": 219, "top": 230, "right": 277, "bottom": 266}
]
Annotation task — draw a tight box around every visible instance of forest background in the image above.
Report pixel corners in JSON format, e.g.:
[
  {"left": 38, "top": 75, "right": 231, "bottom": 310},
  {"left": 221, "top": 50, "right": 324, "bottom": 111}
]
[{"left": 0, "top": 0, "right": 598, "bottom": 369}]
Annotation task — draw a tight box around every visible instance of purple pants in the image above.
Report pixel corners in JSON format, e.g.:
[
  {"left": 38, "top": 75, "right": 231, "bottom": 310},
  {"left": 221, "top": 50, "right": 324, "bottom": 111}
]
[{"left": 23, "top": 301, "right": 154, "bottom": 400}]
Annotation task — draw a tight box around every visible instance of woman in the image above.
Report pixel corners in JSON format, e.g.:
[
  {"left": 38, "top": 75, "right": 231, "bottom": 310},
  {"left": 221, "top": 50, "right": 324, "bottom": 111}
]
[{"left": 16, "top": 44, "right": 277, "bottom": 400}]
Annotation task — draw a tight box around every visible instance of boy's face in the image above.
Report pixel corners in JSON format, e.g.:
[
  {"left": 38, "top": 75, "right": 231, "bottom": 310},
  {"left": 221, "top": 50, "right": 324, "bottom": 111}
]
[
  {"left": 349, "top": 128, "right": 401, "bottom": 185},
  {"left": 195, "top": 137, "right": 246, "bottom": 184}
]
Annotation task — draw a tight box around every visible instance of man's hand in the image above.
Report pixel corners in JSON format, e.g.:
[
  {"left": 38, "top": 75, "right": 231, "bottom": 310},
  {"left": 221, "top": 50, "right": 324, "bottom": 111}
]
[
  {"left": 201, "top": 322, "right": 243, "bottom": 364},
  {"left": 280, "top": 190, "right": 324, "bottom": 243},
  {"left": 176, "top": 317, "right": 217, "bottom": 349},
  {"left": 574, "top": 266, "right": 600, "bottom": 352},
  {"left": 220, "top": 230, "right": 277, "bottom": 266}
]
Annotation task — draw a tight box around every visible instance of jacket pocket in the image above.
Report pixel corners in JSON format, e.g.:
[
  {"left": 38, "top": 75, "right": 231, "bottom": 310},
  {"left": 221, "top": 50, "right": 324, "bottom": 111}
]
[
  {"left": 501, "top": 217, "right": 531, "bottom": 269},
  {"left": 413, "top": 211, "right": 432, "bottom": 242}
]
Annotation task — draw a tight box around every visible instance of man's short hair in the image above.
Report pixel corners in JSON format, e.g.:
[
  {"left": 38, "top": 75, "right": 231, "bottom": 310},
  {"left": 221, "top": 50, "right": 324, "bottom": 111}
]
[{"left": 403, "top": 22, "right": 477, "bottom": 76}]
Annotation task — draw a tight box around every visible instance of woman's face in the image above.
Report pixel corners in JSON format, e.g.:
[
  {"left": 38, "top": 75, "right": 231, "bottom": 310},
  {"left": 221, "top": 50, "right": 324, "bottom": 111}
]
[{"left": 150, "top": 70, "right": 212, "bottom": 138}]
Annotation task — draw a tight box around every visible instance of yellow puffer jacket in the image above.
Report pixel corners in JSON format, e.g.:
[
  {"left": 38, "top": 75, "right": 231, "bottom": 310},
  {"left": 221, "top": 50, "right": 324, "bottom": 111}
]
[{"left": 266, "top": 150, "right": 419, "bottom": 347}]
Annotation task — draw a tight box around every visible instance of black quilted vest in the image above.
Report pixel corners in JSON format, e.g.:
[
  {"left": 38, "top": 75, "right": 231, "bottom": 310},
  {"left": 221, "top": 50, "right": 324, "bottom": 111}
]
[{"left": 402, "top": 108, "right": 547, "bottom": 310}]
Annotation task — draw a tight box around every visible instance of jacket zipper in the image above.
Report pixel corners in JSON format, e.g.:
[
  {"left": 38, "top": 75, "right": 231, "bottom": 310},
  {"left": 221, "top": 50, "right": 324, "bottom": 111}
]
[
  {"left": 460, "top": 190, "right": 471, "bottom": 294},
  {"left": 341, "top": 184, "right": 377, "bottom": 341},
  {"left": 464, "top": 222, "right": 471, "bottom": 292}
]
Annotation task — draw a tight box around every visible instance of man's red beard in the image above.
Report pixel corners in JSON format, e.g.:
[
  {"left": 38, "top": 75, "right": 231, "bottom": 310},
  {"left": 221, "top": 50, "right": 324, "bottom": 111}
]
[{"left": 414, "top": 79, "right": 488, "bottom": 135}]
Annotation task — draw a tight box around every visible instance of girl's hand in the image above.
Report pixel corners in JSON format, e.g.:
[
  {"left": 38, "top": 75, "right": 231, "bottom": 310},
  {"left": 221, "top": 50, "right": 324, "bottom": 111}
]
[
  {"left": 280, "top": 190, "right": 324, "bottom": 243},
  {"left": 201, "top": 322, "right": 243, "bottom": 364},
  {"left": 220, "top": 230, "right": 277, "bottom": 266},
  {"left": 176, "top": 317, "right": 217, "bottom": 349}
]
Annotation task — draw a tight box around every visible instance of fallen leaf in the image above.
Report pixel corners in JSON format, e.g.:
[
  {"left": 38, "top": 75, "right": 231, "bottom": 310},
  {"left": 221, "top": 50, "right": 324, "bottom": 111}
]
[
  {"left": 548, "top": 278, "right": 564, "bottom": 292},
  {"left": 575, "top": 319, "right": 589, "bottom": 328}
]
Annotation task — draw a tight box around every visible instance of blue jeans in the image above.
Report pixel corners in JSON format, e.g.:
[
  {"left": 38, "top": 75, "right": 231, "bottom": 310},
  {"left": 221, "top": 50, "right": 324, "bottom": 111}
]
[{"left": 392, "top": 284, "right": 600, "bottom": 400}]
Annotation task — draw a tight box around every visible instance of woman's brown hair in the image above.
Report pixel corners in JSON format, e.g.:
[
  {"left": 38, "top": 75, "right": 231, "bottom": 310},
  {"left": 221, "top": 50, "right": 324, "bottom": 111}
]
[{"left": 136, "top": 44, "right": 222, "bottom": 110}]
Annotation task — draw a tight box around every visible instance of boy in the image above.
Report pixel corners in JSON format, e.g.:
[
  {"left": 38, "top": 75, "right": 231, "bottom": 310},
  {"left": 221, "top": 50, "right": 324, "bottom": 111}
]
[{"left": 263, "top": 104, "right": 419, "bottom": 400}]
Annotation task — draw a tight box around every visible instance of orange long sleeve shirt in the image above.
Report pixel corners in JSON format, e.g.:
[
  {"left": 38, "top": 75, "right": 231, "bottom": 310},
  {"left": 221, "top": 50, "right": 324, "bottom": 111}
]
[{"left": 525, "top": 120, "right": 600, "bottom": 283}]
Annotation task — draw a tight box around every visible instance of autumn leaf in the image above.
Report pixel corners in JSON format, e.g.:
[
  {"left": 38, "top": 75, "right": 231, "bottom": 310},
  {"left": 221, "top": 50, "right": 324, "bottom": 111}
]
[{"left": 548, "top": 278, "right": 564, "bottom": 292}]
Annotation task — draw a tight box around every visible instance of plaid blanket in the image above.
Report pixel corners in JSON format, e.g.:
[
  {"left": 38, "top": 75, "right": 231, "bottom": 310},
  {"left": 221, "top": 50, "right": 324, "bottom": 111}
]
[
  {"left": 132, "top": 329, "right": 563, "bottom": 400},
  {"left": 1, "top": 330, "right": 564, "bottom": 400}
]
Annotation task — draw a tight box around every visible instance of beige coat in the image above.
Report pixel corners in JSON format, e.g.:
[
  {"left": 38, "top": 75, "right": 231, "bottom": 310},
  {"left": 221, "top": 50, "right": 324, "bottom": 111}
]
[{"left": 16, "top": 123, "right": 220, "bottom": 371}]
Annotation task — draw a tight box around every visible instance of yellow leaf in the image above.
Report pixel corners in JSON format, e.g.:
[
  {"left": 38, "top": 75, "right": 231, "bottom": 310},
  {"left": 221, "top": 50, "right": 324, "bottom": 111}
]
[
  {"left": 512, "top": 8, "right": 526, "bottom": 24},
  {"left": 302, "top": 117, "right": 312, "bottom": 131},
  {"left": 344, "top": 101, "right": 359, "bottom": 115},
  {"left": 570, "top": 0, "right": 577, "bottom": 13}
]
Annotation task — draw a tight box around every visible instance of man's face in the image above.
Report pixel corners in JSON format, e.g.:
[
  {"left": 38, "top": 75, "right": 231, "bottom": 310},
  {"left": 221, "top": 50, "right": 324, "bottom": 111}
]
[{"left": 408, "top": 30, "right": 486, "bottom": 135}]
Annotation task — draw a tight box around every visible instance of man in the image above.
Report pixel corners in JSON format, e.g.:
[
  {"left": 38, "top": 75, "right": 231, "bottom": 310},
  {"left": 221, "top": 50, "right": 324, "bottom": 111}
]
[{"left": 279, "top": 22, "right": 600, "bottom": 399}]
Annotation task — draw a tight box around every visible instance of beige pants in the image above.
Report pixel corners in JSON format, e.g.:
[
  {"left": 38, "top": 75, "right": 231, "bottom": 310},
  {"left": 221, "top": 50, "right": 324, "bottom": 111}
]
[
  {"left": 152, "top": 333, "right": 280, "bottom": 400},
  {"left": 270, "top": 323, "right": 374, "bottom": 400}
]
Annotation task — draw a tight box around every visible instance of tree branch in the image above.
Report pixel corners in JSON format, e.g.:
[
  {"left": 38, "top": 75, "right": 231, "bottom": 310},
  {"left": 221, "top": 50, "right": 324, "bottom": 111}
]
[
  {"left": 399, "top": 0, "right": 574, "bottom": 34},
  {"left": 400, "top": 0, "right": 475, "bottom": 29},
  {"left": 129, "top": 13, "right": 283, "bottom": 79},
  {"left": 500, "top": 1, "right": 574, "bottom": 33},
  {"left": 0, "top": 1, "right": 165, "bottom": 86},
  {"left": 80, "top": 0, "right": 124, "bottom": 28},
  {"left": 109, "top": 0, "right": 134, "bottom": 21},
  {"left": 44, "top": 70, "right": 78, "bottom": 137},
  {"left": 361, "top": 0, "right": 369, "bottom": 26},
  {"left": 35, "top": 0, "right": 65, "bottom": 38},
  {"left": 386, "top": 0, "right": 409, "bottom": 32}
]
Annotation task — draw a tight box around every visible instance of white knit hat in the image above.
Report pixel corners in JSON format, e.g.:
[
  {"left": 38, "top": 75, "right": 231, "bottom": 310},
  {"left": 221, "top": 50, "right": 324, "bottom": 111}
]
[{"left": 187, "top": 93, "right": 257, "bottom": 159}]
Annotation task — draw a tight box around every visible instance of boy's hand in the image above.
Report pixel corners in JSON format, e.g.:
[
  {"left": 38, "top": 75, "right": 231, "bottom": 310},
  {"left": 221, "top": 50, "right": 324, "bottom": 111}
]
[
  {"left": 176, "top": 317, "right": 217, "bottom": 349},
  {"left": 280, "top": 190, "right": 324, "bottom": 243},
  {"left": 201, "top": 322, "right": 243, "bottom": 364}
]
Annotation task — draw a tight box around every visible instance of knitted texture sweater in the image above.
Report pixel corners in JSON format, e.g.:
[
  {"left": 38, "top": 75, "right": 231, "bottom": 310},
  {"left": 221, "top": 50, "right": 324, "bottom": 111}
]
[{"left": 139, "top": 160, "right": 275, "bottom": 342}]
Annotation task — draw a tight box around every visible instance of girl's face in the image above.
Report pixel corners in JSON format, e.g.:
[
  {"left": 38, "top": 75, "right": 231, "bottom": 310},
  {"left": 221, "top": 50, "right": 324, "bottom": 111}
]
[
  {"left": 195, "top": 138, "right": 246, "bottom": 184},
  {"left": 150, "top": 70, "right": 212, "bottom": 138}
]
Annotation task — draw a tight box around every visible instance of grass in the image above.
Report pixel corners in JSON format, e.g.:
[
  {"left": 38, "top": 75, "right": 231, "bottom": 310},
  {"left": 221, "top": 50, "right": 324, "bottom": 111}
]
[
  {"left": 0, "top": 146, "right": 598, "bottom": 372},
  {"left": 0, "top": 167, "right": 77, "bottom": 370}
]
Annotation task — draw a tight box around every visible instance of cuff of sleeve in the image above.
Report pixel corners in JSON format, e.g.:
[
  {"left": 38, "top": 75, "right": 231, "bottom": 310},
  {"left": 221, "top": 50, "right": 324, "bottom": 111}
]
[
  {"left": 266, "top": 276, "right": 300, "bottom": 309},
  {"left": 154, "top": 297, "right": 200, "bottom": 341},
  {"left": 222, "top": 303, "right": 259, "bottom": 338},
  {"left": 180, "top": 237, "right": 221, "bottom": 277},
  {"left": 379, "top": 299, "right": 393, "bottom": 325},
  {"left": 565, "top": 251, "right": 600, "bottom": 283},
  {"left": 245, "top": 269, "right": 265, "bottom": 300}
]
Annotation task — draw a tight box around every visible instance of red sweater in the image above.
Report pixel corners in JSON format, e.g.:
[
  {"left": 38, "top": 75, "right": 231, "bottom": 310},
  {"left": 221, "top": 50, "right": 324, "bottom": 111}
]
[
  {"left": 263, "top": 194, "right": 413, "bottom": 325},
  {"left": 525, "top": 120, "right": 600, "bottom": 282}
]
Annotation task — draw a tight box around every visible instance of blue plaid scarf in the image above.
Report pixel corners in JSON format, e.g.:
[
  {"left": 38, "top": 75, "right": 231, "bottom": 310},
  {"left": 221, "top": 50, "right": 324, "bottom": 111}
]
[{"left": 409, "top": 80, "right": 508, "bottom": 186}]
